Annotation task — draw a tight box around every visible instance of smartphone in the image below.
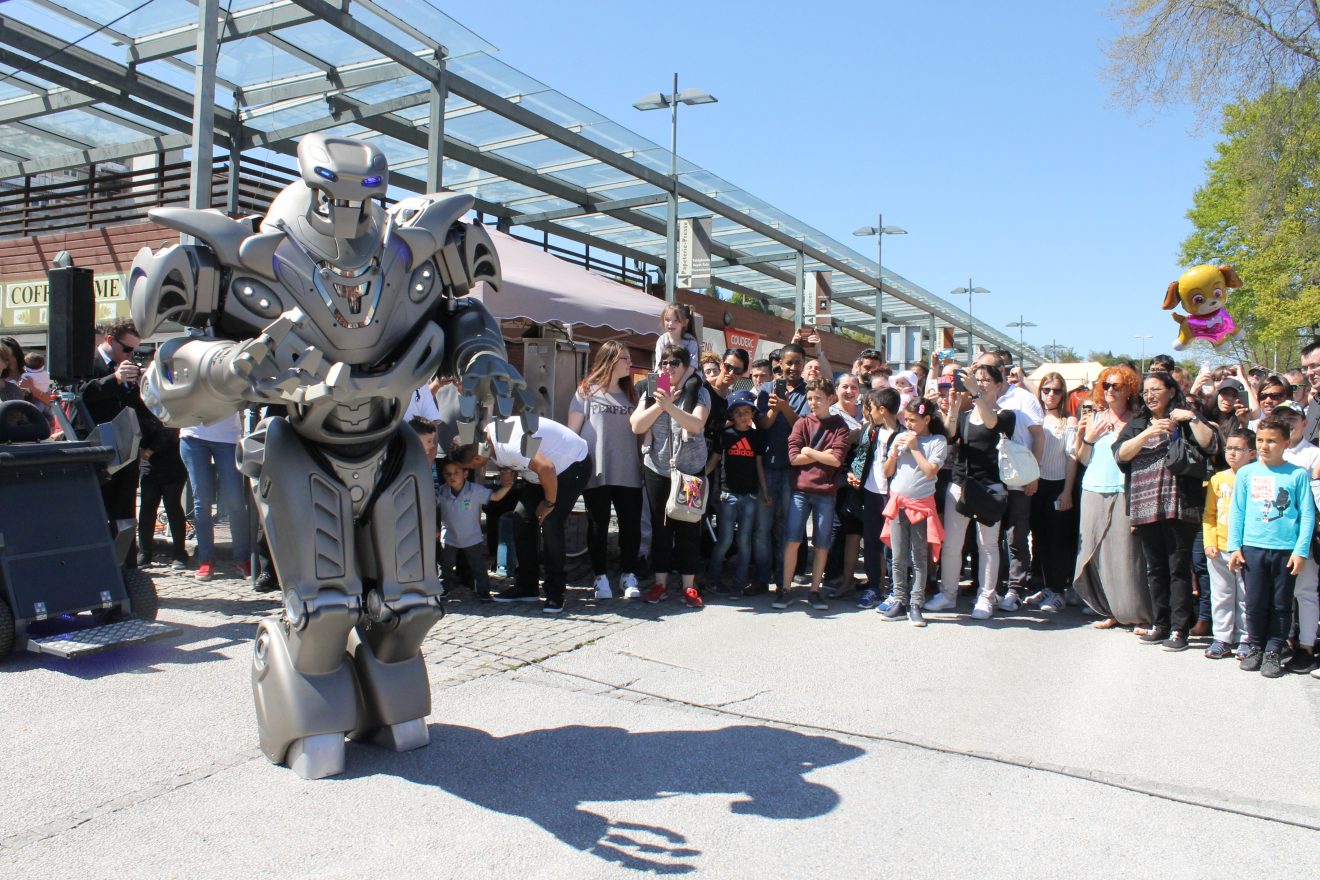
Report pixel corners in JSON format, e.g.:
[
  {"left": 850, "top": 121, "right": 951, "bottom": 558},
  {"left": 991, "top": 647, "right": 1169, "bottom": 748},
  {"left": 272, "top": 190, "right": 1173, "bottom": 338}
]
[
  {"left": 952, "top": 371, "right": 966, "bottom": 394},
  {"left": 774, "top": 379, "right": 787, "bottom": 398},
  {"left": 657, "top": 371, "right": 672, "bottom": 395}
]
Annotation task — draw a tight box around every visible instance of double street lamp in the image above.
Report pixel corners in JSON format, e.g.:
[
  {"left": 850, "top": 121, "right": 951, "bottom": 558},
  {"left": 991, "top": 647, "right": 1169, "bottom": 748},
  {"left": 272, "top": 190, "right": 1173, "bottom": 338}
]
[
  {"left": 853, "top": 217, "right": 907, "bottom": 354},
  {"left": 1007, "top": 315, "right": 1037, "bottom": 367},
  {"left": 1134, "top": 334, "right": 1153, "bottom": 374},
  {"left": 634, "top": 74, "right": 717, "bottom": 303},
  {"left": 950, "top": 279, "right": 990, "bottom": 358}
]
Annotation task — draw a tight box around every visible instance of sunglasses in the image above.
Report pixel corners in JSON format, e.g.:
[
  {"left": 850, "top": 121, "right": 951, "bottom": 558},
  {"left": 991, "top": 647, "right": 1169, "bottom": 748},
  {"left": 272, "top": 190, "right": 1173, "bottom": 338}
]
[
  {"left": 658, "top": 359, "right": 683, "bottom": 368},
  {"left": 721, "top": 362, "right": 745, "bottom": 375},
  {"left": 1103, "top": 382, "right": 1122, "bottom": 390},
  {"left": 114, "top": 338, "right": 136, "bottom": 354},
  {"left": 1260, "top": 391, "right": 1287, "bottom": 401},
  {"left": 1041, "top": 387, "right": 1064, "bottom": 395}
]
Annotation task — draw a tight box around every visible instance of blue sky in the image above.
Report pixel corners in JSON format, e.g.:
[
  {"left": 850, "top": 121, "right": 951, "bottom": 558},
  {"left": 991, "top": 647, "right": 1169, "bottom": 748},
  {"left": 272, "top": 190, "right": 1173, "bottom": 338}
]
[{"left": 444, "top": 0, "right": 1222, "bottom": 361}]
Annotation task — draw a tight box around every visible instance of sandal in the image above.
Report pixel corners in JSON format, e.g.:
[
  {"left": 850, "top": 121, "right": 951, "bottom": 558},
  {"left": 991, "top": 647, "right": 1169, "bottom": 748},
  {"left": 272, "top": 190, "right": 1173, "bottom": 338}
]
[
  {"left": 1092, "top": 617, "right": 1119, "bottom": 630},
  {"left": 1134, "top": 626, "right": 1151, "bottom": 636}
]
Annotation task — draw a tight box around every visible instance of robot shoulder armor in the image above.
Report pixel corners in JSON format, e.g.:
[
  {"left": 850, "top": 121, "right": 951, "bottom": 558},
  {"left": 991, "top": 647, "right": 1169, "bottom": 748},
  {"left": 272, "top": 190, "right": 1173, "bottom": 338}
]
[{"left": 148, "top": 207, "right": 258, "bottom": 267}]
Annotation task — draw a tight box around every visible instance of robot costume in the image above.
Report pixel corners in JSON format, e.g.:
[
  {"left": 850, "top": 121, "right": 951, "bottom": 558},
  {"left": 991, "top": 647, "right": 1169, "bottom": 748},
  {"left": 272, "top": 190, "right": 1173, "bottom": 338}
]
[{"left": 129, "top": 134, "right": 537, "bottom": 779}]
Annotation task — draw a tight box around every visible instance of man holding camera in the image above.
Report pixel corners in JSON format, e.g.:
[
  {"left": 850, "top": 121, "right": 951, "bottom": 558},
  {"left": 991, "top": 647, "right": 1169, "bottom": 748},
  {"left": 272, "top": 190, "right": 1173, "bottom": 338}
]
[{"left": 78, "top": 317, "right": 162, "bottom": 568}]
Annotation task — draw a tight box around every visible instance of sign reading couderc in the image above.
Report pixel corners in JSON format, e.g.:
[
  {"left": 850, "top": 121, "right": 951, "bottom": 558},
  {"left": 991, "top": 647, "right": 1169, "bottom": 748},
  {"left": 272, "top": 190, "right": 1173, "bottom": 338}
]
[{"left": 1, "top": 273, "right": 129, "bottom": 329}]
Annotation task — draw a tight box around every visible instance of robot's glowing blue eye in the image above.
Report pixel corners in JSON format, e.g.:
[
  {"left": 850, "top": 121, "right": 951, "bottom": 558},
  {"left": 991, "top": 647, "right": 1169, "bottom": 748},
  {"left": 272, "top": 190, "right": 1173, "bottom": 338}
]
[
  {"left": 314, "top": 166, "right": 338, "bottom": 182},
  {"left": 362, "top": 176, "right": 382, "bottom": 187}
]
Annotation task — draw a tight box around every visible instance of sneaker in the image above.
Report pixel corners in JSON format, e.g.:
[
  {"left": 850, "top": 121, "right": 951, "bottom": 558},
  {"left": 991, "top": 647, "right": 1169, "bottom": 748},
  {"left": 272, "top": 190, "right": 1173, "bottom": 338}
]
[
  {"left": 879, "top": 600, "right": 905, "bottom": 620},
  {"left": 1282, "top": 648, "right": 1315, "bottom": 674},
  {"left": 683, "top": 587, "right": 704, "bottom": 609},
  {"left": 771, "top": 589, "right": 791, "bottom": 610},
  {"left": 997, "top": 589, "right": 1021, "bottom": 612},
  {"left": 237, "top": 560, "right": 252, "bottom": 579},
  {"left": 492, "top": 584, "right": 541, "bottom": 603},
  {"left": 476, "top": 589, "right": 492, "bottom": 603},
  {"left": 1238, "top": 648, "right": 1263, "bottom": 671},
  {"left": 1261, "top": 651, "right": 1284, "bottom": 678},
  {"left": 1065, "top": 588, "right": 1082, "bottom": 607},
  {"left": 136, "top": 552, "right": 153, "bottom": 567},
  {"left": 620, "top": 573, "right": 639, "bottom": 598},
  {"left": 908, "top": 605, "right": 927, "bottom": 627},
  {"left": 171, "top": 559, "right": 188, "bottom": 572},
  {"left": 792, "top": 574, "right": 811, "bottom": 587},
  {"left": 593, "top": 574, "right": 613, "bottom": 600},
  {"left": 1190, "top": 619, "right": 1212, "bottom": 637},
  {"left": 253, "top": 569, "right": 278, "bottom": 594},
  {"left": 1203, "top": 640, "right": 1232, "bottom": 660},
  {"left": 1161, "top": 630, "right": 1189, "bottom": 652},
  {"left": 195, "top": 562, "right": 214, "bottom": 581},
  {"left": 855, "top": 588, "right": 880, "bottom": 610},
  {"left": 542, "top": 597, "right": 565, "bottom": 615},
  {"left": 971, "top": 597, "right": 994, "bottom": 620},
  {"left": 821, "top": 583, "right": 848, "bottom": 600},
  {"left": 643, "top": 584, "right": 667, "bottom": 604},
  {"left": 742, "top": 582, "right": 769, "bottom": 597},
  {"left": 1038, "top": 590, "right": 1064, "bottom": 613},
  {"left": 808, "top": 591, "right": 828, "bottom": 610},
  {"left": 1139, "top": 627, "right": 1170, "bottom": 644},
  {"left": 924, "top": 592, "right": 957, "bottom": 613}
]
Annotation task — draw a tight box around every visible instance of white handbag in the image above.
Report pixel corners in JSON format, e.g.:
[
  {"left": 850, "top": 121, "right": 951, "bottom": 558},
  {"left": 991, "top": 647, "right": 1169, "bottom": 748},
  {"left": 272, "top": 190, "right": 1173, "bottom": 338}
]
[{"left": 997, "top": 435, "right": 1040, "bottom": 488}]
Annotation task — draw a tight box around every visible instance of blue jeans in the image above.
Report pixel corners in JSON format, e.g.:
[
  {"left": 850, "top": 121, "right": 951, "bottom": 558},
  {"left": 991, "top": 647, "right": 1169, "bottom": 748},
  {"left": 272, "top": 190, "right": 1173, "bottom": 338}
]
[
  {"left": 786, "top": 491, "right": 836, "bottom": 549},
  {"left": 709, "top": 490, "right": 771, "bottom": 587},
  {"left": 180, "top": 436, "right": 251, "bottom": 563},
  {"left": 761, "top": 468, "right": 795, "bottom": 584}
]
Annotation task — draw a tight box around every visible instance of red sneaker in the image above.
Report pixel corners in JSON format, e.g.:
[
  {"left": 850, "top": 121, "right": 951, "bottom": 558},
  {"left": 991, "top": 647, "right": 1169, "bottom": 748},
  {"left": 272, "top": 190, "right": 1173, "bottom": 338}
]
[
  {"left": 683, "top": 587, "right": 703, "bottom": 609},
  {"left": 195, "top": 562, "right": 214, "bottom": 581},
  {"left": 237, "top": 560, "right": 252, "bottom": 579},
  {"left": 642, "top": 583, "right": 667, "bottom": 604}
]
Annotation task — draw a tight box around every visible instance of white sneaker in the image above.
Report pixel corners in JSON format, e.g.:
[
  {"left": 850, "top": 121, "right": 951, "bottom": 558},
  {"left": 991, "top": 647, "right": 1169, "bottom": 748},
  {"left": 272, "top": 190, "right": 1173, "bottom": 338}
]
[
  {"left": 971, "top": 597, "right": 995, "bottom": 620},
  {"left": 593, "top": 574, "right": 613, "bottom": 600},
  {"left": 1038, "top": 589, "right": 1064, "bottom": 613},
  {"left": 620, "top": 573, "right": 640, "bottom": 599},
  {"left": 923, "top": 592, "right": 957, "bottom": 612},
  {"left": 997, "top": 589, "right": 1021, "bottom": 612}
]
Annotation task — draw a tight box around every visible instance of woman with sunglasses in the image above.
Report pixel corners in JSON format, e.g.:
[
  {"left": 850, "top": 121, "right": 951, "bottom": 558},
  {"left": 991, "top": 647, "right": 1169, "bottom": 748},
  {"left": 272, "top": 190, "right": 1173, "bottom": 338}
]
[
  {"left": 1252, "top": 375, "right": 1291, "bottom": 428},
  {"left": 567, "top": 341, "right": 643, "bottom": 600},
  {"left": 1027, "top": 373, "right": 1078, "bottom": 612},
  {"left": 1115, "top": 370, "right": 1218, "bottom": 651},
  {"left": 1073, "top": 366, "right": 1151, "bottom": 631},
  {"left": 631, "top": 344, "right": 710, "bottom": 608}
]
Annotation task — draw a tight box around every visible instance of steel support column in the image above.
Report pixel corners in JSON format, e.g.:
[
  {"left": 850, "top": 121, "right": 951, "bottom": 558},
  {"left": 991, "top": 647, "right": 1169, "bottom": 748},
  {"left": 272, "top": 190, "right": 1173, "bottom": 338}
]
[
  {"left": 188, "top": 0, "right": 220, "bottom": 213},
  {"left": 426, "top": 50, "right": 447, "bottom": 192}
]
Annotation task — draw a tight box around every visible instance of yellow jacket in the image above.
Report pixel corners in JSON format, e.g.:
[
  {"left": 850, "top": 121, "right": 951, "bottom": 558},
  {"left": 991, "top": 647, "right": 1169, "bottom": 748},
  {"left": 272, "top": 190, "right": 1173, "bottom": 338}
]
[{"left": 1203, "top": 469, "right": 1237, "bottom": 553}]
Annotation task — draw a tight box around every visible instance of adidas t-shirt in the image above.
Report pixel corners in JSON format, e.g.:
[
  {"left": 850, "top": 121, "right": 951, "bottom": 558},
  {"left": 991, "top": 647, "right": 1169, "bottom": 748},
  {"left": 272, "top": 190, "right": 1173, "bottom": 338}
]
[{"left": 719, "top": 426, "right": 767, "bottom": 495}]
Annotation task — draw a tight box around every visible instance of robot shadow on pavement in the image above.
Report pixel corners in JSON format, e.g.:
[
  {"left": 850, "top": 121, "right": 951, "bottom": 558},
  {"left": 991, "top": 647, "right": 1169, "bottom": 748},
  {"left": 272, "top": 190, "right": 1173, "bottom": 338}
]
[{"left": 129, "top": 133, "right": 537, "bottom": 779}]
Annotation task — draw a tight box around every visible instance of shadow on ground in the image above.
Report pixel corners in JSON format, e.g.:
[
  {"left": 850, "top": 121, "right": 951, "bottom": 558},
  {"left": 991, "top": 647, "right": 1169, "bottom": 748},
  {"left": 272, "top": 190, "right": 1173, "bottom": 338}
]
[{"left": 351, "top": 722, "right": 864, "bottom": 873}]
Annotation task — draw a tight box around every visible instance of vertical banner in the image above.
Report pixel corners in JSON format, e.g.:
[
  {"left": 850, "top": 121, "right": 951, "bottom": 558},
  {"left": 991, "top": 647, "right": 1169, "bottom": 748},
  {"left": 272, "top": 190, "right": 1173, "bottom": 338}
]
[
  {"left": 810, "top": 270, "right": 832, "bottom": 326},
  {"left": 677, "top": 216, "right": 712, "bottom": 290}
]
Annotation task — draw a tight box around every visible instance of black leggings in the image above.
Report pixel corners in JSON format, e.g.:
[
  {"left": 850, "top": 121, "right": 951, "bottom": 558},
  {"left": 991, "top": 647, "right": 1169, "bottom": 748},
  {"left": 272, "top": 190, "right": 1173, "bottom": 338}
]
[
  {"left": 139, "top": 475, "right": 188, "bottom": 562},
  {"left": 644, "top": 468, "right": 701, "bottom": 578},
  {"left": 1136, "top": 518, "right": 1197, "bottom": 632},
  {"left": 582, "top": 484, "right": 643, "bottom": 575}
]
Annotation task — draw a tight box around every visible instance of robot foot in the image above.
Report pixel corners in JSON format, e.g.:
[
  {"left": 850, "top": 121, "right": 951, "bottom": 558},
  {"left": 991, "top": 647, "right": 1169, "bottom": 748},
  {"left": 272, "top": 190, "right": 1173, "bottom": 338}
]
[
  {"left": 287, "top": 733, "right": 347, "bottom": 780},
  {"left": 367, "top": 718, "right": 430, "bottom": 752}
]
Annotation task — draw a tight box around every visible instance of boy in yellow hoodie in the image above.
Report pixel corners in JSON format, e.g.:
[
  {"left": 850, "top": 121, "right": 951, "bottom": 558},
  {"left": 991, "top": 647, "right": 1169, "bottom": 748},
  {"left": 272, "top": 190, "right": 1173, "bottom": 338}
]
[{"left": 1203, "top": 427, "right": 1255, "bottom": 660}]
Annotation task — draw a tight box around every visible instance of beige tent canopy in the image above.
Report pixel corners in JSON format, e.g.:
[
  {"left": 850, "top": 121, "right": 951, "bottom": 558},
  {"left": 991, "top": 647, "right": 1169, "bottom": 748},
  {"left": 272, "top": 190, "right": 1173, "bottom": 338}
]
[{"left": 1028, "top": 361, "right": 1106, "bottom": 390}]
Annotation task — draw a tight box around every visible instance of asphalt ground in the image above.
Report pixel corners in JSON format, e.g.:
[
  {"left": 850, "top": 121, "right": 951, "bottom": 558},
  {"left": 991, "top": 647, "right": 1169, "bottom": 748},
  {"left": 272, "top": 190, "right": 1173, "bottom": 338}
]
[{"left": 3, "top": 555, "right": 1319, "bottom": 878}]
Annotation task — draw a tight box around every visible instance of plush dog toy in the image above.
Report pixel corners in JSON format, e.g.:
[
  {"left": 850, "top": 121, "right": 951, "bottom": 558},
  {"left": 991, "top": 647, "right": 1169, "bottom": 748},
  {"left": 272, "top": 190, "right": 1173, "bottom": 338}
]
[{"left": 1163, "top": 264, "right": 1243, "bottom": 350}]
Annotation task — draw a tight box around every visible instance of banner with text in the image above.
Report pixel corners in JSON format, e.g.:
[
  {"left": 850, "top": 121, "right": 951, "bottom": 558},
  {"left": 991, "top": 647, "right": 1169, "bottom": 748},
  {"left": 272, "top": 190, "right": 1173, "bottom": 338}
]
[
  {"left": 723, "top": 327, "right": 762, "bottom": 355},
  {"left": 2, "top": 272, "right": 129, "bottom": 329},
  {"left": 803, "top": 270, "right": 832, "bottom": 326},
  {"left": 677, "top": 216, "right": 712, "bottom": 290}
]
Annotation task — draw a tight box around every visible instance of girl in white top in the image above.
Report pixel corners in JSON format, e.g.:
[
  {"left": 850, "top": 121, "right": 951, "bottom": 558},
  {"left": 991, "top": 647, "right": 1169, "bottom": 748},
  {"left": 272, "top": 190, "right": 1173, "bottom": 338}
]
[
  {"left": 655, "top": 302, "right": 702, "bottom": 412},
  {"left": 1027, "top": 372, "right": 1079, "bottom": 613}
]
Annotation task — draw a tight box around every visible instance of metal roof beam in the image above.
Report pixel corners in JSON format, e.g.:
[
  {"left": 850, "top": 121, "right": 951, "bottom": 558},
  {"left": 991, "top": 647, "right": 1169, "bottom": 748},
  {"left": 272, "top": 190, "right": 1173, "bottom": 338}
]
[
  {"left": 512, "top": 194, "right": 667, "bottom": 225},
  {"left": 128, "top": 2, "right": 319, "bottom": 64},
  {"left": 0, "top": 87, "right": 96, "bottom": 125}
]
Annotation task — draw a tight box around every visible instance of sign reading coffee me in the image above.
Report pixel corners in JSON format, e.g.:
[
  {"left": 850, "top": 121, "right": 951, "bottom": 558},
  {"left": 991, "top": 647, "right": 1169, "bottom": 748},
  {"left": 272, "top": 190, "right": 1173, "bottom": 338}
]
[{"left": 1, "top": 273, "right": 129, "bottom": 329}]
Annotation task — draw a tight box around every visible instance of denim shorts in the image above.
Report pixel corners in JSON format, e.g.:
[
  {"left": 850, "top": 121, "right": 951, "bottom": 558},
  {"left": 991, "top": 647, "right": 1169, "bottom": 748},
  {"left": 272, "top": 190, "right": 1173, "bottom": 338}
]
[{"left": 786, "top": 491, "right": 836, "bottom": 549}]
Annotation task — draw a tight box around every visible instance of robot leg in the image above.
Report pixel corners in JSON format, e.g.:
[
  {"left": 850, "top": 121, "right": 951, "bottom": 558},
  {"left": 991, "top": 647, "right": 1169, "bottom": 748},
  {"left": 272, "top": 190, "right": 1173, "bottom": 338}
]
[
  {"left": 241, "top": 417, "right": 363, "bottom": 778},
  {"left": 348, "top": 424, "right": 445, "bottom": 751}
]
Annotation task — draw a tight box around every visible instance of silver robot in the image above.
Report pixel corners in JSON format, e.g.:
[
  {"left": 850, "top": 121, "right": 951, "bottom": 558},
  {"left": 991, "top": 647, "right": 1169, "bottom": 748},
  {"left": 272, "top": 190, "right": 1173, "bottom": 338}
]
[{"left": 129, "top": 134, "right": 535, "bottom": 779}]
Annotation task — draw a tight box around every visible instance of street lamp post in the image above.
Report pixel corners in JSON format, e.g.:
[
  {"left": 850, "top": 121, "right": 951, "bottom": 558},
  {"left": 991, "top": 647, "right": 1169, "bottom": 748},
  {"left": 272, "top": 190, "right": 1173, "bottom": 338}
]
[
  {"left": 853, "top": 216, "right": 907, "bottom": 356},
  {"left": 1007, "top": 315, "right": 1037, "bottom": 368},
  {"left": 634, "top": 74, "right": 717, "bottom": 304},
  {"left": 949, "top": 279, "right": 990, "bottom": 358},
  {"left": 1134, "top": 334, "right": 1152, "bottom": 374}
]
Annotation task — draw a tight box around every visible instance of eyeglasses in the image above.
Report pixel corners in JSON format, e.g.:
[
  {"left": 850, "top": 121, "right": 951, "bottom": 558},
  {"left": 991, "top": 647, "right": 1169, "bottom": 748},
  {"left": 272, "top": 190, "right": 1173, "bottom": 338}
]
[
  {"left": 1260, "top": 391, "right": 1287, "bottom": 401},
  {"left": 721, "top": 362, "right": 745, "bottom": 375},
  {"left": 658, "top": 359, "right": 683, "bottom": 368},
  {"left": 1041, "top": 387, "right": 1064, "bottom": 395},
  {"left": 114, "top": 338, "right": 136, "bottom": 354},
  {"left": 1225, "top": 446, "right": 1252, "bottom": 455}
]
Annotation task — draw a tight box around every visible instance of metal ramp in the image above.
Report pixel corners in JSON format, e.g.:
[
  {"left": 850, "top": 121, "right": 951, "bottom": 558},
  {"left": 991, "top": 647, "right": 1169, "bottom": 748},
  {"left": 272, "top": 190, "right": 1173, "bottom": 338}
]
[{"left": 26, "top": 618, "right": 181, "bottom": 659}]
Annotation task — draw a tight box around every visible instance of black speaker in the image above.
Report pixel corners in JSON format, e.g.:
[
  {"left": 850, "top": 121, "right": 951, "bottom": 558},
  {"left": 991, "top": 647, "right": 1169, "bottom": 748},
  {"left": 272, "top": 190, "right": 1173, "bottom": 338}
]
[{"left": 47, "top": 266, "right": 96, "bottom": 384}]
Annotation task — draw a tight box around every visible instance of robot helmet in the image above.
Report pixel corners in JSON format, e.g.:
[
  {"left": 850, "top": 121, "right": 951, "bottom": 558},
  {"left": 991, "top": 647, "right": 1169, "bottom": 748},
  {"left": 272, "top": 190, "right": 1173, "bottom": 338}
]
[{"left": 296, "top": 133, "right": 389, "bottom": 240}]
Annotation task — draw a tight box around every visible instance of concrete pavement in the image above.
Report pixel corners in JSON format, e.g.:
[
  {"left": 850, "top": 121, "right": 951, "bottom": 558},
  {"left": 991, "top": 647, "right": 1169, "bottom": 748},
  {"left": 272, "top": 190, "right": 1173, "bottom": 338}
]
[{"left": 2, "top": 565, "right": 1318, "bottom": 878}]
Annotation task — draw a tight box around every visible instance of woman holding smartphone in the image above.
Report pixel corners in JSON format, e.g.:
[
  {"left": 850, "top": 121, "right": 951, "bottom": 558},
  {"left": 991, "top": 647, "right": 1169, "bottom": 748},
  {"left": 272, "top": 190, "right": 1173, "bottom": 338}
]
[{"left": 630, "top": 344, "right": 710, "bottom": 608}]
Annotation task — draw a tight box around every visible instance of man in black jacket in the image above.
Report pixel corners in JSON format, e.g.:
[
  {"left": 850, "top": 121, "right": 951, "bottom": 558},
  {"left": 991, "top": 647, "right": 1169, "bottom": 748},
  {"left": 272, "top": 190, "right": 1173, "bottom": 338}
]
[{"left": 78, "top": 317, "right": 162, "bottom": 567}]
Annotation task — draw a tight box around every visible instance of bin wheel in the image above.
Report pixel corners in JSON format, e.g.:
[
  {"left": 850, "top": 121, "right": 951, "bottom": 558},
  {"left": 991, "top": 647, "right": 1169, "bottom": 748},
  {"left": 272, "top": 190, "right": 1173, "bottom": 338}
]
[
  {"left": 125, "top": 570, "right": 159, "bottom": 621},
  {"left": 0, "top": 598, "right": 13, "bottom": 661}
]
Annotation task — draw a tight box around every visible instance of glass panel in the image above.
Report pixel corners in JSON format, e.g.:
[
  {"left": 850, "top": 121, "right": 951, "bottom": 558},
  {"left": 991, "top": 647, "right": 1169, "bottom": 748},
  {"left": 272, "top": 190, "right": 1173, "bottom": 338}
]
[
  {"left": 447, "top": 109, "right": 534, "bottom": 149},
  {"left": 26, "top": 109, "right": 147, "bottom": 146},
  {"left": 0, "top": 124, "right": 83, "bottom": 159},
  {"left": 378, "top": 0, "right": 496, "bottom": 56},
  {"left": 550, "top": 162, "right": 634, "bottom": 189},
  {"left": 448, "top": 53, "right": 549, "bottom": 100},
  {"left": 496, "top": 138, "right": 581, "bottom": 170}
]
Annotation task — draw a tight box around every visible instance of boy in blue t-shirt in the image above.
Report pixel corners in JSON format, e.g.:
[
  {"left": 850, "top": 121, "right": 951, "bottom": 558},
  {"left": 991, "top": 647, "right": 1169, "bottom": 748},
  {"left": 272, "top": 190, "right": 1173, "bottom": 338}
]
[
  {"left": 438, "top": 460, "right": 513, "bottom": 601},
  {"left": 1228, "top": 416, "right": 1316, "bottom": 677}
]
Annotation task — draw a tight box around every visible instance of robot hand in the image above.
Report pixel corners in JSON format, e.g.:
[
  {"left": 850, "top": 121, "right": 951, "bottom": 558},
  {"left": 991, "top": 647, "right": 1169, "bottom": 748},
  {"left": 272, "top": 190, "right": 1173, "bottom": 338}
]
[
  {"left": 455, "top": 351, "right": 538, "bottom": 446},
  {"left": 230, "top": 309, "right": 309, "bottom": 399}
]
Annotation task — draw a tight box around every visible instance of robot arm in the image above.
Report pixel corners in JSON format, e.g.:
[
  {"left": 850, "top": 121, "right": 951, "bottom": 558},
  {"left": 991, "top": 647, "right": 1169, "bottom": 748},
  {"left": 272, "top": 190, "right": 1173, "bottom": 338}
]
[{"left": 439, "top": 297, "right": 538, "bottom": 446}]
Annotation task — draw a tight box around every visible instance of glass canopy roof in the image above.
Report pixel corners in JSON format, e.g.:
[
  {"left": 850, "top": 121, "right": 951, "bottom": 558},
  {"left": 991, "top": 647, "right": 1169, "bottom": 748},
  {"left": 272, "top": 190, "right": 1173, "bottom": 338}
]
[{"left": 0, "top": 0, "right": 1032, "bottom": 359}]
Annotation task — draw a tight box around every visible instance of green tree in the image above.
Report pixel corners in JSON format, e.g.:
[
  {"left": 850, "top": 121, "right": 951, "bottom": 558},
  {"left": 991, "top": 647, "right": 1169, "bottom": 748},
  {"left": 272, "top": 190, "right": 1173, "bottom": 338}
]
[{"left": 1179, "top": 81, "right": 1320, "bottom": 368}]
